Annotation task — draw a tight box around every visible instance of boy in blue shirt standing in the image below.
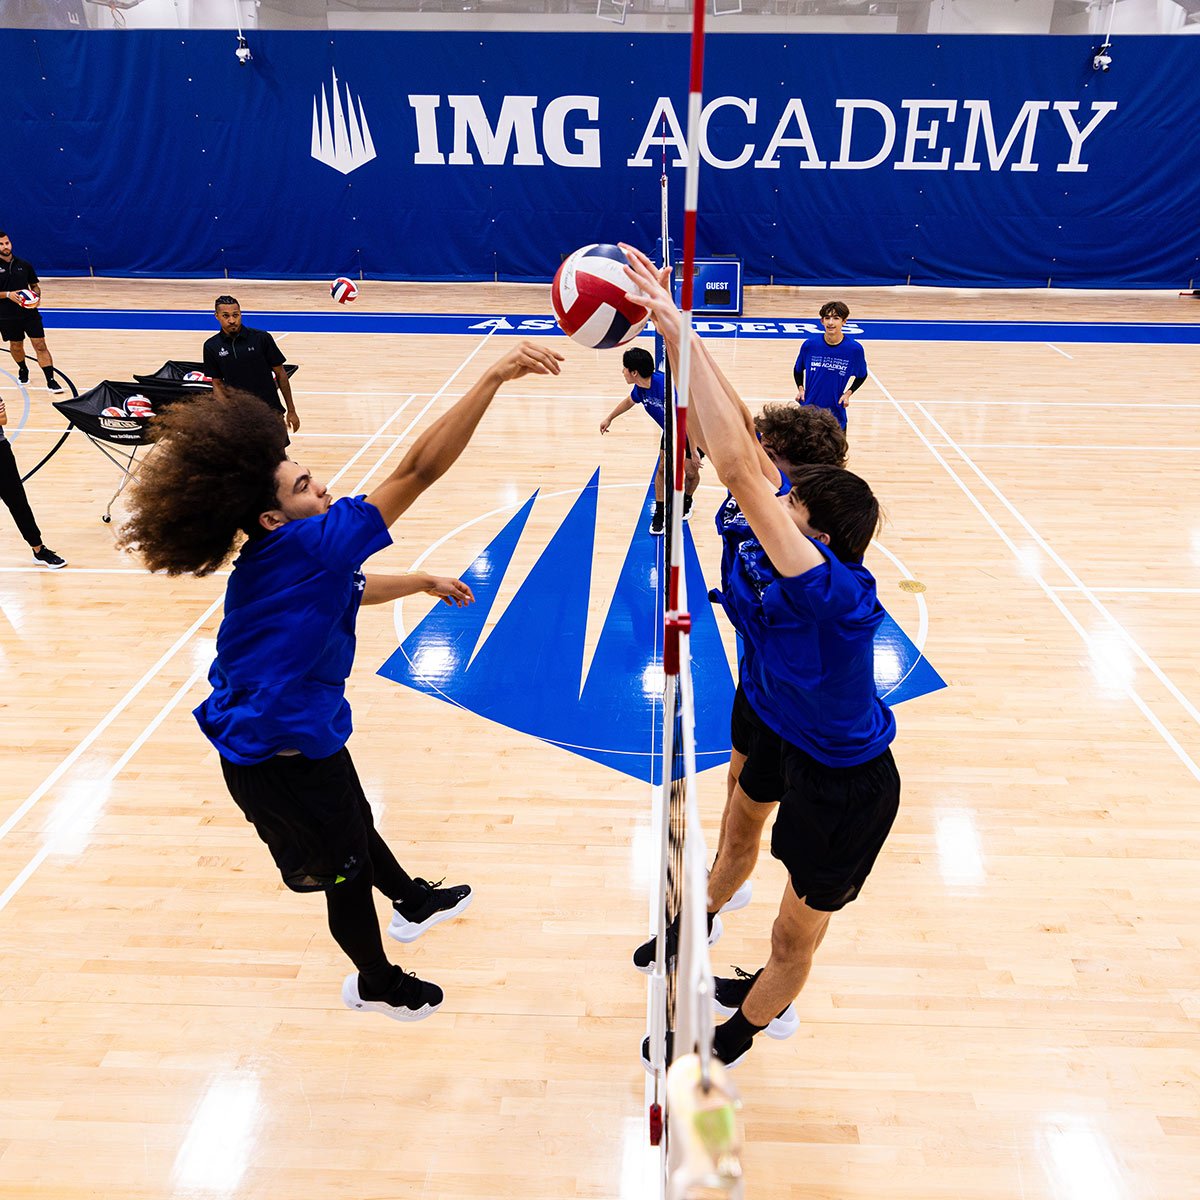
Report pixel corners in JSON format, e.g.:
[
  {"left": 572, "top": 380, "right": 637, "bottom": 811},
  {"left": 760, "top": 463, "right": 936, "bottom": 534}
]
[
  {"left": 624, "top": 247, "right": 899, "bottom": 1069},
  {"left": 600, "top": 345, "right": 701, "bottom": 535},
  {"left": 793, "top": 301, "right": 868, "bottom": 431},
  {"left": 118, "top": 341, "right": 563, "bottom": 1023}
]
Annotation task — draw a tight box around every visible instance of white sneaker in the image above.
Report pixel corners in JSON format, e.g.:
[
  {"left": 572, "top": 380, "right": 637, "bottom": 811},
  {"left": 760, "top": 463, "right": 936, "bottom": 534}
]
[
  {"left": 718, "top": 878, "right": 753, "bottom": 913},
  {"left": 712, "top": 967, "right": 798, "bottom": 1040}
]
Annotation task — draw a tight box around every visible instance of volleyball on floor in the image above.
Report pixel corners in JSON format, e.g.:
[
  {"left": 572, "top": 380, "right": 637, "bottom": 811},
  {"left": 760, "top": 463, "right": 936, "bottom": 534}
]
[
  {"left": 551, "top": 244, "right": 648, "bottom": 349},
  {"left": 331, "top": 277, "right": 359, "bottom": 304}
]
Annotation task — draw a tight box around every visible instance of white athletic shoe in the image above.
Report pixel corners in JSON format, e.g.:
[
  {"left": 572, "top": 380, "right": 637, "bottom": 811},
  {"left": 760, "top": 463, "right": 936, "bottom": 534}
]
[
  {"left": 718, "top": 878, "right": 753, "bottom": 913},
  {"left": 712, "top": 967, "right": 798, "bottom": 1040}
]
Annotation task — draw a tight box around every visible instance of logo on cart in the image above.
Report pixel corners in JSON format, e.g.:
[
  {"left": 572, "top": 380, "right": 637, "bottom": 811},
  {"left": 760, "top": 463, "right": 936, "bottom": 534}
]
[{"left": 311, "top": 69, "right": 377, "bottom": 176}]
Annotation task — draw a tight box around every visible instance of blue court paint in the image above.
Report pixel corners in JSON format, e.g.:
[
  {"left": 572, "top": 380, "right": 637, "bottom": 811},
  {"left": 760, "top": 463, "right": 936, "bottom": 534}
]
[
  {"left": 50, "top": 309, "right": 1200, "bottom": 345},
  {"left": 379, "top": 472, "right": 946, "bottom": 782}
]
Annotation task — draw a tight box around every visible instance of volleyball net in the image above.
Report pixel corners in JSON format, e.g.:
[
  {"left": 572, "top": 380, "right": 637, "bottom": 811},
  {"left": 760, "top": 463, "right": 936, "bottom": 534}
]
[{"left": 644, "top": 5, "right": 745, "bottom": 1196}]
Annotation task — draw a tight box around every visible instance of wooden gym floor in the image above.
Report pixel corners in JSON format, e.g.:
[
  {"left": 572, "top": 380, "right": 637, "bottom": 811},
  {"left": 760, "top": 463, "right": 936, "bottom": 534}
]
[{"left": 0, "top": 280, "right": 1198, "bottom": 1199}]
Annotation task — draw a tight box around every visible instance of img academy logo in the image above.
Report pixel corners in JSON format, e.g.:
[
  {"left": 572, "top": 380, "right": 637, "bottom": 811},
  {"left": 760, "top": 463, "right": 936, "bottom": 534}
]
[{"left": 311, "top": 68, "right": 377, "bottom": 176}]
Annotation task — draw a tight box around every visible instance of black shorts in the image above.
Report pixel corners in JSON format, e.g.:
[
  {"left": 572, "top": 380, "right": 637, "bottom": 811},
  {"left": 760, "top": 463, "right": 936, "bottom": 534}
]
[
  {"left": 0, "top": 308, "right": 45, "bottom": 342},
  {"left": 220, "top": 747, "right": 374, "bottom": 892},
  {"left": 730, "top": 684, "right": 786, "bottom": 805},
  {"left": 658, "top": 430, "right": 695, "bottom": 461},
  {"left": 770, "top": 742, "right": 900, "bottom": 912}
]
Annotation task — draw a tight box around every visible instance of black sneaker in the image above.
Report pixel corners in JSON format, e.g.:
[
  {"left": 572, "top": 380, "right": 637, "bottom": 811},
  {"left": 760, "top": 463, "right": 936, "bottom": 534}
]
[
  {"left": 17, "top": 364, "right": 28, "bottom": 384},
  {"left": 683, "top": 495, "right": 694, "bottom": 522},
  {"left": 712, "top": 967, "right": 798, "bottom": 1040},
  {"left": 633, "top": 914, "right": 722, "bottom": 975},
  {"left": 388, "top": 877, "right": 473, "bottom": 943},
  {"left": 640, "top": 1029, "right": 749, "bottom": 1074},
  {"left": 341, "top": 967, "right": 443, "bottom": 1022},
  {"left": 649, "top": 505, "right": 665, "bottom": 536},
  {"left": 32, "top": 546, "right": 67, "bottom": 570},
  {"left": 46, "top": 379, "right": 63, "bottom": 395}
]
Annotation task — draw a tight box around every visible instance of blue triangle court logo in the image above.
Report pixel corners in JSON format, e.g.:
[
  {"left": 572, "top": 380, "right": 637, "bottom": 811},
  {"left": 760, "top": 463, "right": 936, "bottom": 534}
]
[{"left": 378, "top": 469, "right": 945, "bottom": 783}]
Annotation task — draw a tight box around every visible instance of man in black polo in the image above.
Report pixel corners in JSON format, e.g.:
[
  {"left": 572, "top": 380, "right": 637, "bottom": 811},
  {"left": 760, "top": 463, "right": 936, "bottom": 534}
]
[
  {"left": 0, "top": 232, "right": 63, "bottom": 394},
  {"left": 202, "top": 296, "right": 299, "bottom": 433}
]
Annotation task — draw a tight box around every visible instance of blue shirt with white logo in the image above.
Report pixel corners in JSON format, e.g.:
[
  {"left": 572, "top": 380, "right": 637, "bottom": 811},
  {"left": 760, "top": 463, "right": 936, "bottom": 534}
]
[
  {"left": 194, "top": 496, "right": 392, "bottom": 765},
  {"left": 794, "top": 336, "right": 867, "bottom": 429},
  {"left": 716, "top": 519, "right": 895, "bottom": 768},
  {"left": 630, "top": 370, "right": 667, "bottom": 430}
]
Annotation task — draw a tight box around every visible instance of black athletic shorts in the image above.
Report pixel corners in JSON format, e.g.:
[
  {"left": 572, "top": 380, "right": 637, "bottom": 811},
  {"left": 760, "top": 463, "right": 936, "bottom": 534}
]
[
  {"left": 0, "top": 309, "right": 45, "bottom": 342},
  {"left": 658, "top": 431, "right": 695, "bottom": 461},
  {"left": 220, "top": 747, "right": 373, "bottom": 892},
  {"left": 730, "top": 684, "right": 786, "bottom": 805},
  {"left": 770, "top": 742, "right": 900, "bottom": 912}
]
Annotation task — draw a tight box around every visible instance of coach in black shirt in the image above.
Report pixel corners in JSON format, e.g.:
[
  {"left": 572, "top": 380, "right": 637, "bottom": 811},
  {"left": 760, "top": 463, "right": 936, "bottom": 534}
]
[
  {"left": 202, "top": 296, "right": 299, "bottom": 432},
  {"left": 0, "top": 231, "right": 62, "bottom": 394}
]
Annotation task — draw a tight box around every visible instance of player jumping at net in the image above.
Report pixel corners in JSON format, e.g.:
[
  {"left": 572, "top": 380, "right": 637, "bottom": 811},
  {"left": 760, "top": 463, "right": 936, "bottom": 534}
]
[
  {"left": 600, "top": 346, "right": 701, "bottom": 535},
  {"left": 623, "top": 245, "right": 899, "bottom": 1068},
  {"left": 117, "top": 341, "right": 564, "bottom": 1022}
]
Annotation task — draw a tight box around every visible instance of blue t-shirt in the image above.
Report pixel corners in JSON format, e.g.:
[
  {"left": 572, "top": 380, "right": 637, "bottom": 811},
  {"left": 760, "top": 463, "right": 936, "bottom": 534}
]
[
  {"left": 194, "top": 496, "right": 392, "bottom": 765},
  {"left": 717, "top": 522, "right": 895, "bottom": 768},
  {"left": 630, "top": 370, "right": 667, "bottom": 430},
  {"left": 794, "top": 335, "right": 867, "bottom": 429}
]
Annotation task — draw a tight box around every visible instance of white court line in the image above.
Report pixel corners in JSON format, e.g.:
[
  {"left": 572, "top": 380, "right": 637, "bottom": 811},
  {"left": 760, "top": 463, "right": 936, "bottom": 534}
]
[
  {"left": 0, "top": 662, "right": 209, "bottom": 915},
  {"left": 1051, "top": 586, "right": 1200, "bottom": 595},
  {"left": 872, "top": 369, "right": 1200, "bottom": 784},
  {"left": 1045, "top": 343, "right": 1074, "bottom": 359},
  {"left": 0, "top": 330, "right": 500, "bottom": 906}
]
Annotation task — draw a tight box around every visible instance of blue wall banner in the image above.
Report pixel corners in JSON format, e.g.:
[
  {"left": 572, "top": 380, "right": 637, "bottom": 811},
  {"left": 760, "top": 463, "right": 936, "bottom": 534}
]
[{"left": 9, "top": 31, "right": 1199, "bottom": 287}]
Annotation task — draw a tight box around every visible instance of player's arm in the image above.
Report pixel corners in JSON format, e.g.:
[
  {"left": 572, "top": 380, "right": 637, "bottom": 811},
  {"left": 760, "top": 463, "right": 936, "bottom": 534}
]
[
  {"left": 274, "top": 365, "right": 299, "bottom": 432},
  {"left": 361, "top": 573, "right": 474, "bottom": 607},
  {"left": 793, "top": 355, "right": 805, "bottom": 402},
  {"left": 366, "top": 340, "right": 563, "bottom": 528},
  {"left": 623, "top": 246, "right": 822, "bottom": 578},
  {"left": 600, "top": 396, "right": 635, "bottom": 434},
  {"left": 203, "top": 343, "right": 228, "bottom": 400},
  {"left": 0, "top": 397, "right": 8, "bottom": 426},
  {"left": 840, "top": 374, "right": 867, "bottom": 408},
  {"left": 695, "top": 354, "right": 782, "bottom": 487}
]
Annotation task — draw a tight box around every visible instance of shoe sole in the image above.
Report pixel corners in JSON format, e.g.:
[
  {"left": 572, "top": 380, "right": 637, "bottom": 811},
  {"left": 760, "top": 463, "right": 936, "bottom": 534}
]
[
  {"left": 387, "top": 889, "right": 473, "bottom": 944},
  {"left": 341, "top": 974, "right": 442, "bottom": 1022},
  {"left": 34, "top": 561, "right": 67, "bottom": 570},
  {"left": 712, "top": 996, "right": 798, "bottom": 1040},
  {"left": 634, "top": 915, "right": 722, "bottom": 976}
]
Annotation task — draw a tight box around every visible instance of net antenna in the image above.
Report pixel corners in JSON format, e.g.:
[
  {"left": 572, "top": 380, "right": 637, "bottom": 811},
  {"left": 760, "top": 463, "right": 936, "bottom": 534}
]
[{"left": 644, "top": 3, "right": 746, "bottom": 1197}]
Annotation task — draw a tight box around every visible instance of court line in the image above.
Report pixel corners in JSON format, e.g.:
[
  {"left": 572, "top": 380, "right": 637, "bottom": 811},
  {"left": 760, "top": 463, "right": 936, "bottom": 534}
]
[
  {"left": 0, "top": 662, "right": 209, "bottom": 915},
  {"left": 0, "top": 331, "right": 501, "bottom": 902},
  {"left": 1045, "top": 343, "right": 1074, "bottom": 359},
  {"left": 954, "top": 443, "right": 1200, "bottom": 452},
  {"left": 872, "top": 369, "right": 1200, "bottom": 784},
  {"left": 1050, "top": 586, "right": 1200, "bottom": 595}
]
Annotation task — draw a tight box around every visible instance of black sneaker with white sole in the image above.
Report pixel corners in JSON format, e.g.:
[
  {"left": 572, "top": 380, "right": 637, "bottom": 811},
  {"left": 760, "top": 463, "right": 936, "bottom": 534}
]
[
  {"left": 640, "top": 1029, "right": 750, "bottom": 1074},
  {"left": 712, "top": 967, "right": 798, "bottom": 1040},
  {"left": 46, "top": 379, "right": 63, "bottom": 394},
  {"left": 32, "top": 546, "right": 66, "bottom": 569},
  {"left": 649, "top": 505, "right": 665, "bottom": 536},
  {"left": 342, "top": 967, "right": 443, "bottom": 1022},
  {"left": 388, "top": 877, "right": 473, "bottom": 943},
  {"left": 633, "top": 914, "right": 723, "bottom": 974},
  {"left": 17, "top": 365, "right": 28, "bottom": 384}
]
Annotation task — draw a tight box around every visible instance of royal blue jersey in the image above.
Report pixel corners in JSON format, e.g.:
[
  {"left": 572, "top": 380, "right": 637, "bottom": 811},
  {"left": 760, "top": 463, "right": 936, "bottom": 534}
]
[
  {"left": 794, "top": 336, "right": 867, "bottom": 429},
  {"left": 194, "top": 496, "right": 392, "bottom": 765},
  {"left": 717, "top": 522, "right": 895, "bottom": 767},
  {"left": 630, "top": 371, "right": 667, "bottom": 430}
]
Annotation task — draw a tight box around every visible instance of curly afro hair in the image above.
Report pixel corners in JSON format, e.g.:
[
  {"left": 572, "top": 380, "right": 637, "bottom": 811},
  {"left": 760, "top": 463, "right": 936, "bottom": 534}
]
[
  {"left": 754, "top": 403, "right": 847, "bottom": 470},
  {"left": 116, "top": 390, "right": 289, "bottom": 576}
]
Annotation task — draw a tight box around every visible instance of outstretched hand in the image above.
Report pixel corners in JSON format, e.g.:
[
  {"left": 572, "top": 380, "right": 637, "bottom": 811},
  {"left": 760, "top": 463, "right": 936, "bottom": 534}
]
[
  {"left": 425, "top": 576, "right": 475, "bottom": 607},
  {"left": 492, "top": 341, "right": 565, "bottom": 383},
  {"left": 620, "top": 244, "right": 682, "bottom": 342}
]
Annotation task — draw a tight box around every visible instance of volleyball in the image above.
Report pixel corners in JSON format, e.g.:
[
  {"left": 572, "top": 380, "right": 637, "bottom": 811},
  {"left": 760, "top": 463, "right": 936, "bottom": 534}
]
[
  {"left": 182, "top": 371, "right": 211, "bottom": 384},
  {"left": 331, "top": 276, "right": 359, "bottom": 304},
  {"left": 14, "top": 289, "right": 39, "bottom": 309},
  {"left": 551, "top": 244, "right": 649, "bottom": 350}
]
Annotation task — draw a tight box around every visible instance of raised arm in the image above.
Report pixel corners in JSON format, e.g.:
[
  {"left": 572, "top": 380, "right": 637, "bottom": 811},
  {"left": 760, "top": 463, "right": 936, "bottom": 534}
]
[
  {"left": 361, "top": 572, "right": 474, "bottom": 607},
  {"left": 366, "top": 340, "right": 563, "bottom": 527},
  {"left": 622, "top": 246, "right": 821, "bottom": 578}
]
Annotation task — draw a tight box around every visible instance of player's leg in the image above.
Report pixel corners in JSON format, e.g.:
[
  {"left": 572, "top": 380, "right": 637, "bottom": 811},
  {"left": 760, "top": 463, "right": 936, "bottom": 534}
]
[
  {"left": 336, "top": 749, "right": 474, "bottom": 943},
  {"left": 707, "top": 783, "right": 775, "bottom": 916},
  {"left": 682, "top": 445, "right": 700, "bottom": 521},
  {"left": 4, "top": 331, "right": 28, "bottom": 383},
  {"left": 29, "top": 330, "right": 60, "bottom": 393},
  {"left": 650, "top": 443, "right": 667, "bottom": 535}
]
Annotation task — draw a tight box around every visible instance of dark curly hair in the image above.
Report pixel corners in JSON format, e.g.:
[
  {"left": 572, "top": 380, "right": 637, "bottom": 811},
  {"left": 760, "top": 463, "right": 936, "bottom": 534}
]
[
  {"left": 787, "top": 463, "right": 881, "bottom": 562},
  {"left": 754, "top": 403, "right": 847, "bottom": 470},
  {"left": 116, "top": 390, "right": 288, "bottom": 576}
]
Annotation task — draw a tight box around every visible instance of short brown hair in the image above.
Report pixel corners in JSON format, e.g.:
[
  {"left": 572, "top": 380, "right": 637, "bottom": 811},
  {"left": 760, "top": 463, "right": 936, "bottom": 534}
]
[
  {"left": 754, "top": 404, "right": 847, "bottom": 470},
  {"left": 786, "top": 463, "right": 880, "bottom": 562},
  {"left": 116, "top": 390, "right": 288, "bottom": 576},
  {"left": 819, "top": 300, "right": 849, "bottom": 321}
]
